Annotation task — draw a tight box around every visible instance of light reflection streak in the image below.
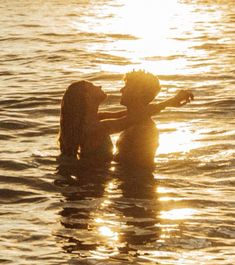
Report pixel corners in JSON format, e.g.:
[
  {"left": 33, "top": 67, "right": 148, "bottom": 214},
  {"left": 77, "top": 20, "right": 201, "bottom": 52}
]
[
  {"left": 90, "top": 178, "right": 122, "bottom": 258},
  {"left": 100, "top": 199, "right": 112, "bottom": 208},
  {"left": 157, "top": 122, "right": 202, "bottom": 154},
  {"left": 70, "top": 0, "right": 198, "bottom": 75},
  {"left": 90, "top": 246, "right": 119, "bottom": 259},
  {"left": 157, "top": 186, "right": 175, "bottom": 193},
  {"left": 159, "top": 197, "right": 182, "bottom": 202},
  {"left": 156, "top": 186, "right": 198, "bottom": 242},
  {"left": 160, "top": 208, "right": 198, "bottom": 220},
  {"left": 98, "top": 226, "right": 119, "bottom": 241}
]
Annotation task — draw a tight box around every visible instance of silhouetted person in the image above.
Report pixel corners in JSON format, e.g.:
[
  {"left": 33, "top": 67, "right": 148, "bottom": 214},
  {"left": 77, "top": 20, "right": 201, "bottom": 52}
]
[{"left": 115, "top": 70, "right": 194, "bottom": 168}]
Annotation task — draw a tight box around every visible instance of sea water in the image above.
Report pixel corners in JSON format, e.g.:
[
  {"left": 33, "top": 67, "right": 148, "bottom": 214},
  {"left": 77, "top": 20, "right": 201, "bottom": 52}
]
[{"left": 0, "top": 0, "right": 235, "bottom": 264}]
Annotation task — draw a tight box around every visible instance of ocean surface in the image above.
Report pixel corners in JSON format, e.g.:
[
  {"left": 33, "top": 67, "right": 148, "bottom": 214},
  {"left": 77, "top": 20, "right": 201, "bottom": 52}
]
[{"left": 0, "top": 0, "right": 235, "bottom": 264}]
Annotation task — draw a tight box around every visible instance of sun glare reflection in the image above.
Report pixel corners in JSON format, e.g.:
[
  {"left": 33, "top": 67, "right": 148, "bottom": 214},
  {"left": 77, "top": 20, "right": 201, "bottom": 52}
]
[
  {"left": 157, "top": 123, "right": 202, "bottom": 155},
  {"left": 160, "top": 208, "right": 198, "bottom": 220},
  {"left": 90, "top": 178, "right": 122, "bottom": 256},
  {"left": 104, "top": 179, "right": 122, "bottom": 199},
  {"left": 102, "top": 0, "right": 194, "bottom": 74},
  {"left": 69, "top": 0, "right": 196, "bottom": 75},
  {"left": 157, "top": 186, "right": 175, "bottom": 193},
  {"left": 101, "top": 199, "right": 112, "bottom": 208},
  {"left": 99, "top": 226, "right": 119, "bottom": 241},
  {"left": 115, "top": 0, "right": 180, "bottom": 38},
  {"left": 159, "top": 197, "right": 182, "bottom": 202}
]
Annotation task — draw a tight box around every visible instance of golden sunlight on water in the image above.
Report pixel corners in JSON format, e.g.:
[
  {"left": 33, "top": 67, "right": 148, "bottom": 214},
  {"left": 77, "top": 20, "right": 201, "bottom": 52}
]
[
  {"left": 90, "top": 179, "right": 122, "bottom": 258},
  {"left": 88, "top": 0, "right": 198, "bottom": 74},
  {"left": 157, "top": 123, "right": 203, "bottom": 155},
  {"left": 98, "top": 226, "right": 119, "bottom": 240},
  {"left": 1, "top": 0, "right": 235, "bottom": 263},
  {"left": 160, "top": 208, "right": 199, "bottom": 220}
]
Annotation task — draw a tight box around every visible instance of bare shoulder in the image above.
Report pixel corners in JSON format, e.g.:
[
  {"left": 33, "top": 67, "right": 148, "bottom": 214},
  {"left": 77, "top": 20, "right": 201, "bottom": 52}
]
[
  {"left": 117, "top": 120, "right": 159, "bottom": 151},
  {"left": 121, "top": 120, "right": 158, "bottom": 137}
]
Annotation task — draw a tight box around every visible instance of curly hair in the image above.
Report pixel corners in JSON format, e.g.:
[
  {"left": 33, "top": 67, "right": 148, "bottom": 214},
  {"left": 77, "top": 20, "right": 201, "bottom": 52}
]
[
  {"left": 124, "top": 70, "right": 161, "bottom": 104},
  {"left": 58, "top": 81, "right": 87, "bottom": 157}
]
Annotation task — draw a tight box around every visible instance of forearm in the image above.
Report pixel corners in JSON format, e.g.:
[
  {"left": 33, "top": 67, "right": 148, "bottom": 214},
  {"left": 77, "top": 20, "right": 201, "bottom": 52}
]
[
  {"left": 98, "top": 109, "right": 127, "bottom": 120},
  {"left": 99, "top": 116, "right": 138, "bottom": 135},
  {"left": 148, "top": 98, "right": 174, "bottom": 115},
  {"left": 99, "top": 108, "right": 148, "bottom": 135},
  {"left": 148, "top": 90, "right": 194, "bottom": 116}
]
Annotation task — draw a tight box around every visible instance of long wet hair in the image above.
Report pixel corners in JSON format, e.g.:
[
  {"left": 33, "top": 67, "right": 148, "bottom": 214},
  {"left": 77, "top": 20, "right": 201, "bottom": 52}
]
[{"left": 59, "top": 81, "right": 87, "bottom": 157}]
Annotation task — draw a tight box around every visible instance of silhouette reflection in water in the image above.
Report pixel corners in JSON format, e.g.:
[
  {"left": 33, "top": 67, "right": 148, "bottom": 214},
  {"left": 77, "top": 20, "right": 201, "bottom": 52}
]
[{"left": 55, "top": 160, "right": 162, "bottom": 261}]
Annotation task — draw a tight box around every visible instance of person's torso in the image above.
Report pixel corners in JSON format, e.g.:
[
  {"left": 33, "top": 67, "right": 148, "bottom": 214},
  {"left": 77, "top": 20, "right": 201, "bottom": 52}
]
[{"left": 116, "top": 119, "right": 159, "bottom": 166}]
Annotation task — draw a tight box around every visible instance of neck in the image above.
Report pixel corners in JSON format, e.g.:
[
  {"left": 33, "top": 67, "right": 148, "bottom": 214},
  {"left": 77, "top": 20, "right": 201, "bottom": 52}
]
[
  {"left": 127, "top": 104, "right": 147, "bottom": 114},
  {"left": 127, "top": 104, "right": 150, "bottom": 121}
]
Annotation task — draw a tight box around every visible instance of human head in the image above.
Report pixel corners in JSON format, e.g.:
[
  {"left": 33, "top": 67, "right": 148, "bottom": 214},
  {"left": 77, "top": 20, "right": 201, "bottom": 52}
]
[
  {"left": 120, "top": 70, "right": 161, "bottom": 106},
  {"left": 59, "top": 80, "right": 106, "bottom": 157}
]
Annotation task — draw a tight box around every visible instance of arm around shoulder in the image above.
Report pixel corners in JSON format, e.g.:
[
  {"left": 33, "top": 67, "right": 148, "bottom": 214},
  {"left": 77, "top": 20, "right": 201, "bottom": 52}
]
[
  {"left": 97, "top": 116, "right": 136, "bottom": 135},
  {"left": 98, "top": 109, "right": 127, "bottom": 120},
  {"left": 97, "top": 107, "right": 149, "bottom": 135}
]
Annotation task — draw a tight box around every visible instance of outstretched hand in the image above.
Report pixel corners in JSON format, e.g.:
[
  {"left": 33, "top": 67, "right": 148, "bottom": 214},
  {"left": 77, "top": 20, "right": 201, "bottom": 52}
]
[{"left": 170, "top": 90, "right": 194, "bottom": 107}]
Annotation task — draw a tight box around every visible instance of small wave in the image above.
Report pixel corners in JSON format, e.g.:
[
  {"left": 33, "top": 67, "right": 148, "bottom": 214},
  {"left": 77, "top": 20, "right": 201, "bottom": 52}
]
[
  {"left": 0, "top": 133, "right": 16, "bottom": 140},
  {"left": 36, "top": 108, "right": 60, "bottom": 115},
  {"left": 0, "top": 175, "right": 58, "bottom": 193},
  {"left": 211, "top": 227, "right": 235, "bottom": 239},
  {"left": 87, "top": 72, "right": 123, "bottom": 81},
  {"left": 0, "top": 188, "right": 44, "bottom": 204},
  {"left": 0, "top": 160, "right": 35, "bottom": 171},
  {"left": 91, "top": 52, "right": 131, "bottom": 65},
  {"left": 205, "top": 99, "right": 235, "bottom": 108},
  {"left": 0, "top": 37, "right": 26, "bottom": 42},
  {"left": 214, "top": 177, "right": 235, "bottom": 186},
  {"left": 0, "top": 188, "right": 36, "bottom": 198},
  {"left": 17, "top": 130, "right": 43, "bottom": 137},
  {"left": 33, "top": 155, "right": 58, "bottom": 166},
  {"left": 46, "top": 55, "right": 67, "bottom": 62},
  {"left": 0, "top": 99, "right": 19, "bottom": 106},
  {"left": 106, "top": 33, "right": 137, "bottom": 40},
  {"left": 0, "top": 54, "right": 44, "bottom": 63},
  {"left": 40, "top": 32, "right": 75, "bottom": 38},
  {"left": 0, "top": 36, "right": 63, "bottom": 44},
  {"left": 66, "top": 31, "right": 137, "bottom": 41},
  {"left": 0, "top": 71, "right": 14, "bottom": 76},
  {"left": 192, "top": 42, "right": 228, "bottom": 51},
  {"left": 145, "top": 54, "right": 183, "bottom": 61},
  {"left": 4, "top": 97, "right": 58, "bottom": 109},
  {"left": 158, "top": 73, "right": 234, "bottom": 81},
  {"left": 164, "top": 237, "right": 211, "bottom": 250},
  {"left": 0, "top": 119, "right": 42, "bottom": 130},
  {"left": 40, "top": 126, "right": 59, "bottom": 134},
  {"left": 18, "top": 24, "right": 42, "bottom": 28}
]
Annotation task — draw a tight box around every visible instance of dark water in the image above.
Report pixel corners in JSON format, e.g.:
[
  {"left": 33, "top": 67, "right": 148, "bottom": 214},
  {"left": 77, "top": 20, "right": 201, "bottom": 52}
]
[{"left": 0, "top": 0, "right": 235, "bottom": 264}]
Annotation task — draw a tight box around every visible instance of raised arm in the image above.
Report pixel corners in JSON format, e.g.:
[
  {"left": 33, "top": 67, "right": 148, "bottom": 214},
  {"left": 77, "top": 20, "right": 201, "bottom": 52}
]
[
  {"left": 148, "top": 90, "right": 194, "bottom": 116},
  {"left": 97, "top": 109, "right": 127, "bottom": 120}
]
